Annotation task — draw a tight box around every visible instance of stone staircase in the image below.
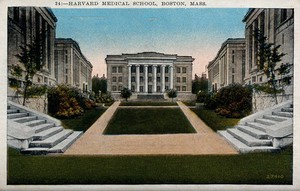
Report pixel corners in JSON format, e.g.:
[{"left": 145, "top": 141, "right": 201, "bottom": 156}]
[
  {"left": 7, "top": 101, "right": 83, "bottom": 155},
  {"left": 218, "top": 101, "right": 293, "bottom": 153}
]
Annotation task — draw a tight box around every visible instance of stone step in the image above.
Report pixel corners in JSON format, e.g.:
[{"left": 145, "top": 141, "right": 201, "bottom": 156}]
[
  {"left": 32, "top": 123, "right": 55, "bottom": 133},
  {"left": 13, "top": 116, "right": 37, "bottom": 123},
  {"left": 7, "top": 112, "right": 28, "bottom": 119},
  {"left": 246, "top": 122, "right": 269, "bottom": 132},
  {"left": 48, "top": 131, "right": 83, "bottom": 153},
  {"left": 281, "top": 108, "right": 293, "bottom": 112},
  {"left": 255, "top": 118, "right": 276, "bottom": 126},
  {"left": 218, "top": 131, "right": 279, "bottom": 153},
  {"left": 7, "top": 109, "right": 19, "bottom": 114},
  {"left": 21, "top": 147, "right": 49, "bottom": 155},
  {"left": 227, "top": 128, "right": 272, "bottom": 147},
  {"left": 272, "top": 111, "right": 293, "bottom": 118},
  {"left": 29, "top": 129, "right": 73, "bottom": 148},
  {"left": 263, "top": 114, "right": 289, "bottom": 122},
  {"left": 236, "top": 125, "right": 268, "bottom": 139},
  {"left": 23, "top": 119, "right": 46, "bottom": 127},
  {"left": 33, "top": 126, "right": 64, "bottom": 141}
]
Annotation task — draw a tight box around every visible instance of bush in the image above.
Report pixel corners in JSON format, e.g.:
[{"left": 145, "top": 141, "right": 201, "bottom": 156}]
[
  {"left": 196, "top": 91, "right": 208, "bottom": 103},
  {"left": 204, "top": 84, "right": 252, "bottom": 118}
]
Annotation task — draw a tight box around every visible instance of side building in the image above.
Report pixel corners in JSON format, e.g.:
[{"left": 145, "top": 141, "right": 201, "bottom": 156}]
[
  {"left": 7, "top": 7, "right": 57, "bottom": 86},
  {"left": 106, "top": 52, "right": 194, "bottom": 99},
  {"left": 54, "top": 38, "right": 93, "bottom": 93},
  {"left": 207, "top": 38, "right": 246, "bottom": 91}
]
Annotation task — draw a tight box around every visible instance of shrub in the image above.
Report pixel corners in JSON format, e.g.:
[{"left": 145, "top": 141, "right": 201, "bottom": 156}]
[
  {"left": 196, "top": 91, "right": 208, "bottom": 103},
  {"left": 203, "top": 92, "right": 218, "bottom": 110}
]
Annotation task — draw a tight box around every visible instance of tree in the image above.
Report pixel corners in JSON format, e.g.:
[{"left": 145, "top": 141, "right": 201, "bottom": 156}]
[
  {"left": 192, "top": 74, "right": 208, "bottom": 94},
  {"left": 13, "top": 38, "right": 44, "bottom": 106},
  {"left": 167, "top": 89, "right": 177, "bottom": 102},
  {"left": 92, "top": 75, "right": 107, "bottom": 96},
  {"left": 254, "top": 29, "right": 292, "bottom": 104},
  {"left": 120, "top": 87, "right": 132, "bottom": 102}
]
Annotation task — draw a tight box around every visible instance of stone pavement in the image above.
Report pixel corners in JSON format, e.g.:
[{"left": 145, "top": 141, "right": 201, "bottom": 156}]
[{"left": 64, "top": 101, "right": 238, "bottom": 155}]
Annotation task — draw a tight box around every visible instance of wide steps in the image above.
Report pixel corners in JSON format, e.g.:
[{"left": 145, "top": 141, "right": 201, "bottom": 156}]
[
  {"left": 245, "top": 122, "right": 269, "bottom": 132},
  {"left": 23, "top": 119, "right": 46, "bottom": 127},
  {"left": 29, "top": 129, "right": 73, "bottom": 148},
  {"left": 282, "top": 108, "right": 293, "bottom": 112},
  {"left": 33, "top": 126, "right": 64, "bottom": 141},
  {"left": 263, "top": 114, "right": 288, "bottom": 122},
  {"left": 31, "top": 123, "right": 56, "bottom": 133},
  {"left": 7, "top": 112, "right": 28, "bottom": 119},
  {"left": 227, "top": 128, "right": 272, "bottom": 147},
  {"left": 236, "top": 125, "right": 268, "bottom": 139},
  {"left": 13, "top": 116, "right": 36, "bottom": 123},
  {"left": 21, "top": 147, "right": 49, "bottom": 155},
  {"left": 7, "top": 109, "right": 19, "bottom": 114},
  {"left": 255, "top": 118, "right": 276, "bottom": 126},
  {"left": 48, "top": 131, "right": 83, "bottom": 153},
  {"left": 272, "top": 111, "right": 293, "bottom": 118},
  {"left": 218, "top": 131, "right": 279, "bottom": 153}
]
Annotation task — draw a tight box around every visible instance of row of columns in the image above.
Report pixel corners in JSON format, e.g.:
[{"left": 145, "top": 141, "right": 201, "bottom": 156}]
[{"left": 127, "top": 64, "right": 173, "bottom": 93}]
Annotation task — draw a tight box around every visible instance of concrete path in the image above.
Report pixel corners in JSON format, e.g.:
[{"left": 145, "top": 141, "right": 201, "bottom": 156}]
[{"left": 65, "top": 101, "right": 238, "bottom": 155}]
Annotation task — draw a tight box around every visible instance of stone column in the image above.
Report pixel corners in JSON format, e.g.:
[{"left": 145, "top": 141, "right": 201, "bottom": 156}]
[
  {"left": 153, "top": 65, "right": 157, "bottom": 93},
  {"left": 144, "top": 65, "right": 148, "bottom": 93},
  {"left": 170, "top": 65, "right": 174, "bottom": 89},
  {"left": 136, "top": 65, "right": 140, "bottom": 92},
  {"left": 128, "top": 65, "right": 131, "bottom": 89},
  {"left": 162, "top": 65, "right": 165, "bottom": 92}
]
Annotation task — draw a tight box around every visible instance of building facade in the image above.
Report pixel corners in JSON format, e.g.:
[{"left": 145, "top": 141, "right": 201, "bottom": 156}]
[
  {"left": 243, "top": 8, "right": 294, "bottom": 85},
  {"left": 207, "top": 38, "right": 246, "bottom": 91},
  {"left": 8, "top": 7, "right": 57, "bottom": 86},
  {"left": 106, "top": 52, "right": 194, "bottom": 95},
  {"left": 55, "top": 38, "right": 93, "bottom": 92}
]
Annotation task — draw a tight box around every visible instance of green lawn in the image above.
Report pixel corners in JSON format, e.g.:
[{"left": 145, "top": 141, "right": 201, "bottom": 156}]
[
  {"left": 120, "top": 101, "right": 178, "bottom": 106},
  {"left": 191, "top": 107, "right": 241, "bottom": 131},
  {"left": 7, "top": 146, "right": 293, "bottom": 184},
  {"left": 61, "top": 107, "right": 106, "bottom": 132},
  {"left": 104, "top": 108, "right": 196, "bottom": 134}
]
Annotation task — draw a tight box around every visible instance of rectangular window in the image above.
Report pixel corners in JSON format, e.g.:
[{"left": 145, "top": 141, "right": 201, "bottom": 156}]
[
  {"left": 165, "top": 77, "right": 169, "bottom": 82},
  {"left": 65, "top": 69, "right": 68, "bottom": 74},
  {"left": 182, "top": 86, "right": 187, "bottom": 91},
  {"left": 148, "top": 77, "right": 152, "bottom": 82},
  {"left": 118, "top": 86, "right": 122, "bottom": 91},
  {"left": 177, "top": 67, "right": 181, "bottom": 73},
  {"left": 118, "top": 66, "right": 123, "bottom": 73},
  {"left": 132, "top": 86, "right": 135, "bottom": 92},
  {"left": 118, "top": 77, "right": 122, "bottom": 82},
  {"left": 140, "top": 66, "right": 144, "bottom": 73},
  {"left": 177, "top": 77, "right": 181, "bottom": 83},
  {"left": 140, "top": 86, "right": 144, "bottom": 92},
  {"left": 148, "top": 66, "right": 152, "bottom": 73},
  {"left": 131, "top": 76, "right": 135, "bottom": 82},
  {"left": 165, "top": 86, "right": 169, "bottom": 90},
  {"left": 232, "top": 68, "right": 235, "bottom": 73},
  {"left": 176, "top": 86, "right": 181, "bottom": 91},
  {"left": 165, "top": 67, "right": 169, "bottom": 73},
  {"left": 112, "top": 76, "right": 117, "bottom": 82},
  {"left": 252, "top": 76, "right": 256, "bottom": 83},
  {"left": 182, "top": 77, "right": 186, "bottom": 83},
  {"left": 131, "top": 66, "right": 136, "bottom": 73},
  {"left": 157, "top": 86, "right": 161, "bottom": 92},
  {"left": 65, "top": 76, "right": 68, "bottom": 83},
  {"left": 232, "top": 75, "right": 235, "bottom": 84},
  {"left": 157, "top": 66, "right": 160, "bottom": 73},
  {"left": 112, "top": 86, "right": 117, "bottom": 91},
  {"left": 182, "top": 67, "right": 187, "bottom": 73},
  {"left": 157, "top": 77, "right": 161, "bottom": 82},
  {"left": 280, "top": 9, "right": 287, "bottom": 23},
  {"left": 112, "top": 66, "right": 117, "bottom": 73}
]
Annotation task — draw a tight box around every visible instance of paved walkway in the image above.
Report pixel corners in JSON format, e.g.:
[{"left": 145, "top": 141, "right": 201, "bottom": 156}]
[{"left": 65, "top": 101, "right": 238, "bottom": 155}]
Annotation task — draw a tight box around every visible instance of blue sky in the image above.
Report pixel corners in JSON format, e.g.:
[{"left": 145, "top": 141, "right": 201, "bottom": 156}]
[{"left": 52, "top": 8, "right": 248, "bottom": 77}]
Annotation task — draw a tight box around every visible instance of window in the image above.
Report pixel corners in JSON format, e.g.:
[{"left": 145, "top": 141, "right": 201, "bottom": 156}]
[
  {"left": 232, "top": 50, "right": 235, "bottom": 64},
  {"left": 165, "top": 86, "right": 169, "bottom": 90},
  {"left": 148, "top": 77, "right": 152, "bottom": 82},
  {"left": 148, "top": 66, "right": 152, "bottom": 73},
  {"left": 280, "top": 9, "right": 287, "bottom": 23},
  {"left": 131, "top": 66, "right": 136, "bottom": 73},
  {"left": 112, "top": 66, "right": 117, "bottom": 73},
  {"left": 182, "top": 67, "right": 186, "bottom": 73},
  {"left": 112, "top": 76, "right": 117, "bottom": 82},
  {"left": 118, "top": 86, "right": 122, "bottom": 91},
  {"left": 131, "top": 86, "right": 135, "bottom": 92},
  {"left": 112, "top": 86, "right": 117, "bottom": 91},
  {"left": 177, "top": 77, "right": 181, "bottom": 83},
  {"left": 157, "top": 66, "right": 160, "bottom": 73},
  {"left": 140, "top": 66, "right": 144, "bottom": 73},
  {"left": 182, "top": 86, "right": 187, "bottom": 91},
  {"left": 232, "top": 68, "right": 235, "bottom": 73},
  {"left": 131, "top": 76, "right": 135, "bottom": 82},
  {"left": 252, "top": 76, "right": 256, "bottom": 83},
  {"left": 157, "top": 77, "right": 161, "bottom": 82},
  {"left": 176, "top": 86, "right": 181, "bottom": 91},
  {"left": 182, "top": 77, "right": 186, "bottom": 83},
  {"left": 157, "top": 86, "right": 161, "bottom": 92},
  {"left": 65, "top": 76, "right": 68, "bottom": 83},
  {"left": 165, "top": 67, "right": 169, "bottom": 73},
  {"left": 118, "top": 66, "right": 123, "bottom": 73},
  {"left": 165, "top": 77, "right": 169, "bottom": 82},
  {"left": 140, "top": 76, "right": 144, "bottom": 82},
  {"left": 232, "top": 75, "right": 235, "bottom": 84},
  {"left": 140, "top": 86, "right": 144, "bottom": 92},
  {"left": 65, "top": 69, "right": 68, "bottom": 74},
  {"left": 260, "top": 76, "right": 263, "bottom": 82},
  {"left": 177, "top": 67, "right": 181, "bottom": 73},
  {"left": 118, "top": 77, "right": 122, "bottom": 82}
]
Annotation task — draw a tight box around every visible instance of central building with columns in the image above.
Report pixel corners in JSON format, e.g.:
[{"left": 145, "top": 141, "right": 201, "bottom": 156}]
[{"left": 106, "top": 52, "right": 194, "bottom": 98}]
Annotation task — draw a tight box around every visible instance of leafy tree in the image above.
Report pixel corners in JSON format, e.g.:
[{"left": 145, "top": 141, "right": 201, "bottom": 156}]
[
  {"left": 192, "top": 74, "right": 208, "bottom": 94},
  {"left": 167, "top": 89, "right": 177, "bottom": 102},
  {"left": 92, "top": 75, "right": 107, "bottom": 96},
  {"left": 120, "top": 87, "right": 132, "bottom": 102},
  {"left": 254, "top": 29, "right": 292, "bottom": 104},
  {"left": 12, "top": 38, "right": 43, "bottom": 106}
]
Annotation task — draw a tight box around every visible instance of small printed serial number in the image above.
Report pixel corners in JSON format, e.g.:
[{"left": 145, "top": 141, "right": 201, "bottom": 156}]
[{"left": 266, "top": 174, "right": 284, "bottom": 179}]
